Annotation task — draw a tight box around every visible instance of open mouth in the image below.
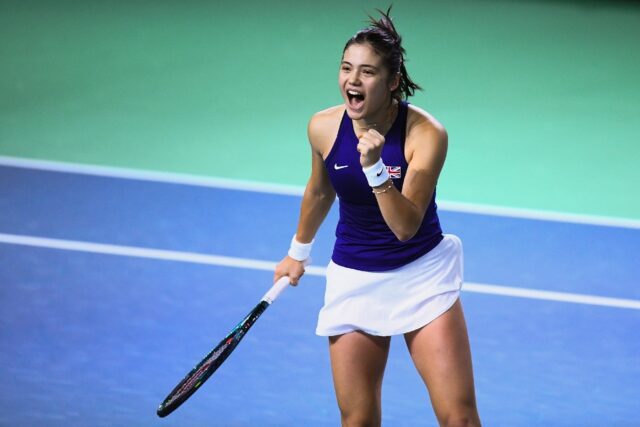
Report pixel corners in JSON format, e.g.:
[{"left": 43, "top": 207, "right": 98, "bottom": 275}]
[{"left": 346, "top": 89, "right": 365, "bottom": 110}]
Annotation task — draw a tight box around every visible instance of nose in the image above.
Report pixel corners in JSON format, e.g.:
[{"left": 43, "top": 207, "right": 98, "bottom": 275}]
[{"left": 348, "top": 70, "right": 361, "bottom": 85}]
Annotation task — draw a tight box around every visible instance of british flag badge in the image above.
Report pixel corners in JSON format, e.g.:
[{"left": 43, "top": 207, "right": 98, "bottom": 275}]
[{"left": 387, "top": 166, "right": 402, "bottom": 179}]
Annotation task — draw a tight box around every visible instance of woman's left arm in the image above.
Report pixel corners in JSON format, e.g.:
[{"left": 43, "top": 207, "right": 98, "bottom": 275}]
[{"left": 359, "top": 111, "right": 447, "bottom": 242}]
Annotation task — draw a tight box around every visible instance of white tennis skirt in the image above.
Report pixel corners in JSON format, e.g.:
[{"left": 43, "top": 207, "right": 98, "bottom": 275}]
[{"left": 316, "top": 234, "right": 464, "bottom": 337}]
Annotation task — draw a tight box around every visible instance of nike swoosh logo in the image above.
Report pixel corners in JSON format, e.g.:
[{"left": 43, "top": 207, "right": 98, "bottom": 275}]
[
  {"left": 334, "top": 164, "right": 349, "bottom": 170},
  {"left": 376, "top": 168, "right": 385, "bottom": 177}
]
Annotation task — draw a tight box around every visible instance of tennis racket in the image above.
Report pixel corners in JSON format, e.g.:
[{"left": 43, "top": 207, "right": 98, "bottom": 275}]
[{"left": 156, "top": 276, "right": 292, "bottom": 417}]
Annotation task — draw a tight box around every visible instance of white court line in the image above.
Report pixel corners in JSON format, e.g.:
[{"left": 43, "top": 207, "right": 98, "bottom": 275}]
[
  {"left": 2, "top": 155, "right": 639, "bottom": 229},
  {"left": 2, "top": 232, "right": 639, "bottom": 310}
]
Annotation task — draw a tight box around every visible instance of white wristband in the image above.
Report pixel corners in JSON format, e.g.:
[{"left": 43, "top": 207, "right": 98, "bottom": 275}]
[
  {"left": 288, "top": 234, "right": 314, "bottom": 261},
  {"left": 362, "top": 158, "right": 390, "bottom": 187}
]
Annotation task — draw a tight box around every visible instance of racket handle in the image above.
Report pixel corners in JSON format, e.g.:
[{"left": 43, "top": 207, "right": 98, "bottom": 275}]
[
  {"left": 262, "top": 276, "right": 291, "bottom": 304},
  {"left": 263, "top": 258, "right": 310, "bottom": 304}
]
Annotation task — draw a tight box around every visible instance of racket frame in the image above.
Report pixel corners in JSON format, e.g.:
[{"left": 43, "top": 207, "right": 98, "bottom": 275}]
[{"left": 156, "top": 276, "right": 290, "bottom": 417}]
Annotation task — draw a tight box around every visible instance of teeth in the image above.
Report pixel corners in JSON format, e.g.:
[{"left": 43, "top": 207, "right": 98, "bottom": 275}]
[{"left": 347, "top": 90, "right": 363, "bottom": 96}]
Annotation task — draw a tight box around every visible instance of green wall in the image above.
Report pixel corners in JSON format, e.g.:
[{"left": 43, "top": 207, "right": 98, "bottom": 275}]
[{"left": 2, "top": 0, "right": 639, "bottom": 219}]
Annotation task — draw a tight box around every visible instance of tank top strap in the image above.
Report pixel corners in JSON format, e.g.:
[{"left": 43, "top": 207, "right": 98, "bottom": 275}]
[
  {"left": 325, "top": 109, "right": 357, "bottom": 165},
  {"left": 398, "top": 101, "right": 408, "bottom": 150}
]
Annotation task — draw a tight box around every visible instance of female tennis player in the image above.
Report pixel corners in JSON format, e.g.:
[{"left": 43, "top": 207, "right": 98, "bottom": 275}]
[{"left": 274, "top": 7, "right": 481, "bottom": 427}]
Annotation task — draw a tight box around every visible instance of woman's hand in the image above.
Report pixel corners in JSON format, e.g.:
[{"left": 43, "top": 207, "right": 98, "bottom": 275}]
[
  {"left": 357, "top": 128, "right": 386, "bottom": 168},
  {"left": 274, "top": 256, "right": 307, "bottom": 286}
]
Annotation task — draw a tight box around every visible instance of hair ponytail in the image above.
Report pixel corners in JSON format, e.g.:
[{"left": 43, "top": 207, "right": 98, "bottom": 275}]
[{"left": 344, "top": 6, "right": 422, "bottom": 101}]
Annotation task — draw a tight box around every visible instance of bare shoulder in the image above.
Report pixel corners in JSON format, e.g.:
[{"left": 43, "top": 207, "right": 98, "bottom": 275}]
[
  {"left": 308, "top": 105, "right": 344, "bottom": 158},
  {"left": 405, "top": 104, "right": 448, "bottom": 163},
  {"left": 406, "top": 104, "right": 447, "bottom": 142},
  {"left": 405, "top": 105, "right": 449, "bottom": 170}
]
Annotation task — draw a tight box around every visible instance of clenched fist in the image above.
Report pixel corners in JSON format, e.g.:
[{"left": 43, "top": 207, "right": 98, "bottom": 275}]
[{"left": 357, "top": 128, "right": 385, "bottom": 168}]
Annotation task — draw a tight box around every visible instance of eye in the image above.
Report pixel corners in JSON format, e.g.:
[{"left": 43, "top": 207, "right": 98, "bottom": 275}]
[
  {"left": 362, "top": 69, "right": 375, "bottom": 76},
  {"left": 340, "top": 65, "right": 351, "bottom": 72}
]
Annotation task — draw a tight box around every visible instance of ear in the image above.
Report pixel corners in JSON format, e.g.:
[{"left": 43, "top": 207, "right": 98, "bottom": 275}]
[{"left": 388, "top": 72, "right": 400, "bottom": 92}]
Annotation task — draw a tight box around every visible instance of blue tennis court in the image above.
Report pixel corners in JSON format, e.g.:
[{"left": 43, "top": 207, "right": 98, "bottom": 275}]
[{"left": 1, "top": 161, "right": 638, "bottom": 427}]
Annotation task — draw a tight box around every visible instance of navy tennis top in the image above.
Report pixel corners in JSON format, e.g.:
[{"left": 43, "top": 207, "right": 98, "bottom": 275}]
[{"left": 324, "top": 101, "right": 443, "bottom": 272}]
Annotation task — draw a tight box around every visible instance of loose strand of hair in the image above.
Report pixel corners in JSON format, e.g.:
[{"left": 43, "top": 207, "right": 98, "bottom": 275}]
[
  {"left": 366, "top": 6, "right": 401, "bottom": 46},
  {"left": 400, "top": 62, "right": 422, "bottom": 99}
]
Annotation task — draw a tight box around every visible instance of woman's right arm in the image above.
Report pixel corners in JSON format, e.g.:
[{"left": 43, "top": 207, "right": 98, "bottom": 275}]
[{"left": 273, "top": 112, "right": 337, "bottom": 285}]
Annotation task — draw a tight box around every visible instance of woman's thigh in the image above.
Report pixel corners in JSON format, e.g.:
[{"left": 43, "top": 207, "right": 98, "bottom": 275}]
[
  {"left": 404, "top": 299, "right": 480, "bottom": 425},
  {"left": 329, "top": 331, "right": 391, "bottom": 425}
]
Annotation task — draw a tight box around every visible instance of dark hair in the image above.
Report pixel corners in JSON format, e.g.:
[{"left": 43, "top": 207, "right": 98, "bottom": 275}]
[{"left": 343, "top": 6, "right": 422, "bottom": 101}]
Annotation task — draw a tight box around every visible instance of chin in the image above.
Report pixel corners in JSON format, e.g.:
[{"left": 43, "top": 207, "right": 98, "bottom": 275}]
[
  {"left": 344, "top": 103, "right": 366, "bottom": 120},
  {"left": 345, "top": 110, "right": 363, "bottom": 120}
]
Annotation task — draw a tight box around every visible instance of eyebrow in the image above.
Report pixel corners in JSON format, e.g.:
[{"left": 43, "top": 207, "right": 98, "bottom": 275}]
[{"left": 340, "top": 60, "right": 380, "bottom": 71}]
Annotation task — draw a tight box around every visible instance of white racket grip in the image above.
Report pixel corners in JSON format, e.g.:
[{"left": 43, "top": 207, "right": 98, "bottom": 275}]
[
  {"left": 262, "top": 276, "right": 291, "bottom": 304},
  {"left": 263, "top": 259, "right": 311, "bottom": 304}
]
